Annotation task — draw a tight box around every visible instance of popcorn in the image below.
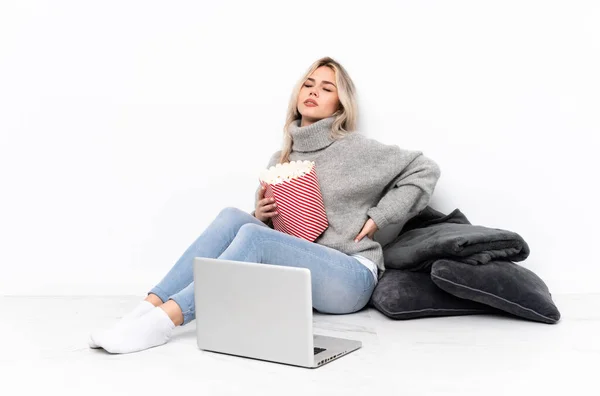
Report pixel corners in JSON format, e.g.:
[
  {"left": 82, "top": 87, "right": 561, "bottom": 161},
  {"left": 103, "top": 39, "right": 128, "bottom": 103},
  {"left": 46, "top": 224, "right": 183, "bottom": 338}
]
[{"left": 258, "top": 160, "right": 329, "bottom": 241}]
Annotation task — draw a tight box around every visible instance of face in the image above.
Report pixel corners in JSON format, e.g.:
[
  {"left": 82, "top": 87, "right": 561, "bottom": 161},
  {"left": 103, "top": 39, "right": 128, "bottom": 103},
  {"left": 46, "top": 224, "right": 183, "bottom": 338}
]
[{"left": 297, "top": 66, "right": 340, "bottom": 126}]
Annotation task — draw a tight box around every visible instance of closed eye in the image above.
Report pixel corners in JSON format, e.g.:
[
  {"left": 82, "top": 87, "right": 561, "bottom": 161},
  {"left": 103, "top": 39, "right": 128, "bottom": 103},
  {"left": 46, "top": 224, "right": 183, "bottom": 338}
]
[{"left": 304, "top": 83, "right": 332, "bottom": 92}]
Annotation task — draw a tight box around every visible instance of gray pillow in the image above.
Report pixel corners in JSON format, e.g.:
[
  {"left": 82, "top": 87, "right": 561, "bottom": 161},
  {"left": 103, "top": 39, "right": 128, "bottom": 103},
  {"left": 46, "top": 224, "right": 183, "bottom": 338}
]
[
  {"left": 431, "top": 259, "right": 561, "bottom": 324},
  {"left": 369, "top": 269, "right": 496, "bottom": 320}
]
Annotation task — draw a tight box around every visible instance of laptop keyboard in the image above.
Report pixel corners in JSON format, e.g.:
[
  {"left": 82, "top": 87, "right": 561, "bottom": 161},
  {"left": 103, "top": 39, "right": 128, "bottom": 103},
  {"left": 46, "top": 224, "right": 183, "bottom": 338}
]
[{"left": 314, "top": 347, "right": 326, "bottom": 355}]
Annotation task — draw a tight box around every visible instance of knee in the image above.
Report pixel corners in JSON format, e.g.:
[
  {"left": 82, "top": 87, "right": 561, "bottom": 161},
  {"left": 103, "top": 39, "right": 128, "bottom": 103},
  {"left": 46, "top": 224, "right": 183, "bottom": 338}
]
[
  {"left": 236, "top": 222, "right": 265, "bottom": 238},
  {"left": 217, "top": 206, "right": 246, "bottom": 220}
]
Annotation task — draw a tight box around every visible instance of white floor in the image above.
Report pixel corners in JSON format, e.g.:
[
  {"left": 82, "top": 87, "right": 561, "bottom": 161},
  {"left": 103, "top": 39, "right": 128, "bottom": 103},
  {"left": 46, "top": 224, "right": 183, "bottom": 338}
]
[{"left": 1, "top": 294, "right": 598, "bottom": 396}]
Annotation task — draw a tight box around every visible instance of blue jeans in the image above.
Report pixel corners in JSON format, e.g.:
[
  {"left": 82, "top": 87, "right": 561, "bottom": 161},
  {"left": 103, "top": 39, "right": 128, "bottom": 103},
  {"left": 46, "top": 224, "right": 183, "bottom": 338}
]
[{"left": 147, "top": 207, "right": 376, "bottom": 326}]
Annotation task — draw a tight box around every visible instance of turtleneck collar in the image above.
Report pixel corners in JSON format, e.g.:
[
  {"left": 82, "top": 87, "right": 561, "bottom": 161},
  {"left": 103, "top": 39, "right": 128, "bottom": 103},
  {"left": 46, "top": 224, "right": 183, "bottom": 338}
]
[{"left": 289, "top": 115, "right": 337, "bottom": 153}]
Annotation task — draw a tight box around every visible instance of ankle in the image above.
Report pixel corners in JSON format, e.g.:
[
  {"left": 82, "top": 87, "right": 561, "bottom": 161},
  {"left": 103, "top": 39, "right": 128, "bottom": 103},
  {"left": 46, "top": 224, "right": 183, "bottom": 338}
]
[
  {"left": 159, "top": 300, "right": 184, "bottom": 327},
  {"left": 145, "top": 293, "right": 164, "bottom": 307}
]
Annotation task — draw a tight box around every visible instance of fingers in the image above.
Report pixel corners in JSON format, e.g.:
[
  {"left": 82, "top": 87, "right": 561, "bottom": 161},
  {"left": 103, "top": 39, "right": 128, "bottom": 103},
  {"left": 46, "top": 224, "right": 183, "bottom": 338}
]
[
  {"left": 262, "top": 202, "right": 278, "bottom": 213},
  {"left": 260, "top": 196, "right": 276, "bottom": 206},
  {"left": 258, "top": 203, "right": 278, "bottom": 217},
  {"left": 256, "top": 185, "right": 278, "bottom": 218},
  {"left": 257, "top": 209, "right": 278, "bottom": 219},
  {"left": 266, "top": 210, "right": 279, "bottom": 218}
]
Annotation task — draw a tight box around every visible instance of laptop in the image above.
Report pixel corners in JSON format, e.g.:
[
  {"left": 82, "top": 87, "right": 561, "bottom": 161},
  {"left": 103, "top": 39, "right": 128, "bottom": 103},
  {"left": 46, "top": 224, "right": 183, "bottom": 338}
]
[{"left": 192, "top": 257, "right": 362, "bottom": 368}]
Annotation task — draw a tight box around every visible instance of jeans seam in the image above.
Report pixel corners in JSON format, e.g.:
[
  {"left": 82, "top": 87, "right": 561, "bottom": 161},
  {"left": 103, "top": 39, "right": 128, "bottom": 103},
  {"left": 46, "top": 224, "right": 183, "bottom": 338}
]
[
  {"left": 351, "top": 266, "right": 376, "bottom": 311},
  {"left": 351, "top": 287, "right": 369, "bottom": 312}
]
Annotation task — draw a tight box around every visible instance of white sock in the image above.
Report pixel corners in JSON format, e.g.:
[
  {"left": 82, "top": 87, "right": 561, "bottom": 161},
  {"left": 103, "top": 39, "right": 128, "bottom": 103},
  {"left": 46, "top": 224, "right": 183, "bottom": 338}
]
[
  {"left": 88, "top": 300, "right": 155, "bottom": 349},
  {"left": 94, "top": 306, "right": 176, "bottom": 354}
]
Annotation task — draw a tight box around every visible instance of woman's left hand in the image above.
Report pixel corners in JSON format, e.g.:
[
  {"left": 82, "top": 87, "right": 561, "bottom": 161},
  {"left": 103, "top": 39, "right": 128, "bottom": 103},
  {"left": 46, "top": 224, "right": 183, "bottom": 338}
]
[{"left": 354, "top": 218, "right": 379, "bottom": 243}]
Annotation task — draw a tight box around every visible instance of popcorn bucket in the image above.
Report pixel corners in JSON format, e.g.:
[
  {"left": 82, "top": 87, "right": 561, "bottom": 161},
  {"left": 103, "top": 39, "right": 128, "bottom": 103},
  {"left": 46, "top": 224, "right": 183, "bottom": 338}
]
[{"left": 258, "top": 161, "right": 328, "bottom": 241}]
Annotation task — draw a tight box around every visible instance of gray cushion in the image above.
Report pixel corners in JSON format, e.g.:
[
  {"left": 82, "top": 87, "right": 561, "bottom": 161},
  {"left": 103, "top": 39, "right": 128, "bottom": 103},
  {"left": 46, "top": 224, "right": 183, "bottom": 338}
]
[
  {"left": 369, "top": 269, "right": 496, "bottom": 320},
  {"left": 431, "top": 259, "right": 561, "bottom": 324}
]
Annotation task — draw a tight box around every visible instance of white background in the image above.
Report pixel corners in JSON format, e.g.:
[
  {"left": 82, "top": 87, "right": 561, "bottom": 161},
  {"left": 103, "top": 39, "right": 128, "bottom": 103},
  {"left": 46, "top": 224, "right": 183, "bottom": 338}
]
[{"left": 1, "top": 0, "right": 598, "bottom": 295}]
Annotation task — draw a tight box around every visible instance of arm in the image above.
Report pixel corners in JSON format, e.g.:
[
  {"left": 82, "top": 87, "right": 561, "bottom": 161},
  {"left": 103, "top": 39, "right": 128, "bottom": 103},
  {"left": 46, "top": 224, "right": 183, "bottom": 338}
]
[{"left": 366, "top": 149, "right": 441, "bottom": 230}]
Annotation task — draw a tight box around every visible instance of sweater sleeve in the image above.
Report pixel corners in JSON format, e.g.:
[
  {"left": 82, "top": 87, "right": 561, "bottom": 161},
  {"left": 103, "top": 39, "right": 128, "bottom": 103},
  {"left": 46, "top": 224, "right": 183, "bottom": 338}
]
[
  {"left": 366, "top": 147, "right": 441, "bottom": 230},
  {"left": 250, "top": 150, "right": 282, "bottom": 228}
]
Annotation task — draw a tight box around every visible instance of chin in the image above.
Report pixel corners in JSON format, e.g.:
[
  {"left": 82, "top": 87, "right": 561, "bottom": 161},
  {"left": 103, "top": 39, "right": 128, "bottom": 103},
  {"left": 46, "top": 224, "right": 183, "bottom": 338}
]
[{"left": 299, "top": 106, "right": 321, "bottom": 118}]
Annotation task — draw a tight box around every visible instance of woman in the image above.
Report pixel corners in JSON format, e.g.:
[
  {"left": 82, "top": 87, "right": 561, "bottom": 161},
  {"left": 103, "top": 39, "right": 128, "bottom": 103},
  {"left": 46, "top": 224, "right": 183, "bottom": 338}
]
[{"left": 89, "top": 56, "right": 441, "bottom": 354}]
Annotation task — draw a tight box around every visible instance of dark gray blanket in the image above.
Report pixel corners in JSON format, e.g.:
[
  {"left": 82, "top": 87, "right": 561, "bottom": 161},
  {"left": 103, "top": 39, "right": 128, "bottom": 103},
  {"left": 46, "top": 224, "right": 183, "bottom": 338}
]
[{"left": 381, "top": 206, "right": 530, "bottom": 272}]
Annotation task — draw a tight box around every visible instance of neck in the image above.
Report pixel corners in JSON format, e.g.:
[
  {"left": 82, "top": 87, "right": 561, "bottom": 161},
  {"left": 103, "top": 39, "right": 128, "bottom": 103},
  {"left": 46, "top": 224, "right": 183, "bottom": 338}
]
[
  {"left": 289, "top": 115, "right": 336, "bottom": 152},
  {"left": 300, "top": 117, "right": 318, "bottom": 127}
]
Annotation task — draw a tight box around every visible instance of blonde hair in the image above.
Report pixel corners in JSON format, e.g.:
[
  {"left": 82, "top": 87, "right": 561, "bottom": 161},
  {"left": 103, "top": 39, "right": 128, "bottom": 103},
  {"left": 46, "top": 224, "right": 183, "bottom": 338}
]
[{"left": 278, "top": 56, "right": 358, "bottom": 164}]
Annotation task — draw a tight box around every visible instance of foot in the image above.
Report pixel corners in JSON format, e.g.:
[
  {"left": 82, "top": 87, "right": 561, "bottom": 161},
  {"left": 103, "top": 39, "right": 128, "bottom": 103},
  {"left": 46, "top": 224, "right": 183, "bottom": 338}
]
[
  {"left": 93, "top": 306, "right": 176, "bottom": 354},
  {"left": 88, "top": 300, "right": 155, "bottom": 349}
]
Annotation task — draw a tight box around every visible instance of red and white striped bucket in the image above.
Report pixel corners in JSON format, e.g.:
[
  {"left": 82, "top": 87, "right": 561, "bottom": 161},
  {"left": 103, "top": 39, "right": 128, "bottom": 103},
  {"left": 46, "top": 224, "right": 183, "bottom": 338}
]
[{"left": 258, "top": 164, "right": 329, "bottom": 241}]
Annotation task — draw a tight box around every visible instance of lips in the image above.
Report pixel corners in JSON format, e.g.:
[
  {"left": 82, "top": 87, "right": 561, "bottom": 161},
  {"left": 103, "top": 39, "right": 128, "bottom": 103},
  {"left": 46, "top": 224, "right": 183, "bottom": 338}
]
[{"left": 304, "top": 99, "right": 318, "bottom": 106}]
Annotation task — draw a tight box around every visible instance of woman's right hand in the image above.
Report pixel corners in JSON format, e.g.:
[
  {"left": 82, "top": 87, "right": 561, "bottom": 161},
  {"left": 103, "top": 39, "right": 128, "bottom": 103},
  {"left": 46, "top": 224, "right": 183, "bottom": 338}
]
[{"left": 254, "top": 185, "right": 278, "bottom": 222}]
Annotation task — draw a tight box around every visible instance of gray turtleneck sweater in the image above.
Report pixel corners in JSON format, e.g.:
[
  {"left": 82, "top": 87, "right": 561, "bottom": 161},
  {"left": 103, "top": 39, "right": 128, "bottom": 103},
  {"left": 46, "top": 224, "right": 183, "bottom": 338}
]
[{"left": 251, "top": 115, "right": 441, "bottom": 280}]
